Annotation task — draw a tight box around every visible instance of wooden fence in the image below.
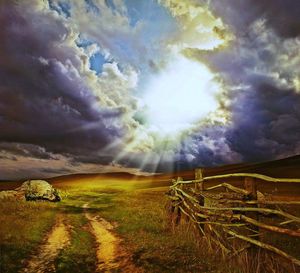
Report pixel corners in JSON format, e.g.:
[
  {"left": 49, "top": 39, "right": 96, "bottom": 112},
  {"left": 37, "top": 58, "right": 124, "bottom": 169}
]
[{"left": 166, "top": 169, "right": 300, "bottom": 267}]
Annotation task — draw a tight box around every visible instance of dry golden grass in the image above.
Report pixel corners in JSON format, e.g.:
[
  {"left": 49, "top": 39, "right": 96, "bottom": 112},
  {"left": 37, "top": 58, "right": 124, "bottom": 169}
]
[
  {"left": 0, "top": 199, "right": 57, "bottom": 273},
  {"left": 189, "top": 224, "right": 299, "bottom": 273}
]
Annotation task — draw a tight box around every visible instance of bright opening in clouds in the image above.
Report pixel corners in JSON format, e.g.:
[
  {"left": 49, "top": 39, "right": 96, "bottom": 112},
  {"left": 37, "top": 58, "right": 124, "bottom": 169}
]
[{"left": 143, "top": 56, "right": 220, "bottom": 135}]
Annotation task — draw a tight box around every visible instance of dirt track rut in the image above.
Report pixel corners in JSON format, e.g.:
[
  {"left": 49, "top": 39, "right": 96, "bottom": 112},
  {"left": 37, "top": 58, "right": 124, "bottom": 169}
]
[
  {"left": 22, "top": 205, "right": 142, "bottom": 273},
  {"left": 83, "top": 203, "right": 143, "bottom": 273},
  {"left": 22, "top": 215, "right": 70, "bottom": 273}
]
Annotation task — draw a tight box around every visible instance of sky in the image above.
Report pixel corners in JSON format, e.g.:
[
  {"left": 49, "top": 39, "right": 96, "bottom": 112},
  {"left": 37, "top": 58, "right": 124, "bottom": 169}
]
[{"left": 0, "top": 0, "right": 300, "bottom": 179}]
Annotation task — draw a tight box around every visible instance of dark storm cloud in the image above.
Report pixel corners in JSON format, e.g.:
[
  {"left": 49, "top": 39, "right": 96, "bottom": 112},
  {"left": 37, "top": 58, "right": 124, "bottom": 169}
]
[
  {"left": 0, "top": 2, "right": 124, "bottom": 164},
  {"left": 178, "top": 79, "right": 300, "bottom": 168},
  {"left": 176, "top": 125, "right": 240, "bottom": 169},
  {"left": 225, "top": 81, "right": 300, "bottom": 162},
  {"left": 0, "top": 142, "right": 57, "bottom": 160},
  {"left": 0, "top": 154, "right": 17, "bottom": 161},
  {"left": 207, "top": 0, "right": 300, "bottom": 38},
  {"left": 177, "top": 1, "right": 300, "bottom": 168}
]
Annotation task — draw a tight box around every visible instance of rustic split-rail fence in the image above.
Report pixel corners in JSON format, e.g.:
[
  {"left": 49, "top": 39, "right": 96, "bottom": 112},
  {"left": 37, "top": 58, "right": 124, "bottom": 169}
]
[{"left": 166, "top": 169, "right": 300, "bottom": 267}]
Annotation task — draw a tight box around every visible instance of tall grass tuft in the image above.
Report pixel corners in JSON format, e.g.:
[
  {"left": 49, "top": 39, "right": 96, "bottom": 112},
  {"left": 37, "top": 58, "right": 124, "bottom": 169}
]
[{"left": 172, "top": 218, "right": 299, "bottom": 273}]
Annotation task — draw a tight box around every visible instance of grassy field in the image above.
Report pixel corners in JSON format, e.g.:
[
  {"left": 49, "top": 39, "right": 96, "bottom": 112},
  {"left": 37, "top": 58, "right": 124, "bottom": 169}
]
[
  {"left": 0, "top": 176, "right": 216, "bottom": 272},
  {"left": 53, "top": 177, "right": 217, "bottom": 272},
  {"left": 0, "top": 174, "right": 299, "bottom": 272},
  {"left": 0, "top": 200, "right": 57, "bottom": 273}
]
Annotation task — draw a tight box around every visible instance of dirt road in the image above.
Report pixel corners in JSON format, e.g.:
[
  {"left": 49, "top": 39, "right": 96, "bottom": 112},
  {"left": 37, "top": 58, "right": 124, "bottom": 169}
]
[
  {"left": 22, "top": 215, "right": 71, "bottom": 273},
  {"left": 21, "top": 205, "right": 141, "bottom": 273},
  {"left": 83, "top": 203, "right": 142, "bottom": 273}
]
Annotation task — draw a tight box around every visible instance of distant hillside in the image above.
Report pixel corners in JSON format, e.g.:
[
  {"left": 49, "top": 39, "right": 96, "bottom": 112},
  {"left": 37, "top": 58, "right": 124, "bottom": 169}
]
[
  {"left": 204, "top": 155, "right": 300, "bottom": 178},
  {"left": 48, "top": 171, "right": 143, "bottom": 183},
  {"left": 168, "top": 155, "right": 300, "bottom": 180}
]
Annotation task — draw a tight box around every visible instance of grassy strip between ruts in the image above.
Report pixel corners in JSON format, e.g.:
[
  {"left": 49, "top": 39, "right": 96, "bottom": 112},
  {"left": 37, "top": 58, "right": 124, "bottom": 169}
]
[
  {"left": 54, "top": 209, "right": 96, "bottom": 273},
  {"left": 0, "top": 200, "right": 57, "bottom": 273}
]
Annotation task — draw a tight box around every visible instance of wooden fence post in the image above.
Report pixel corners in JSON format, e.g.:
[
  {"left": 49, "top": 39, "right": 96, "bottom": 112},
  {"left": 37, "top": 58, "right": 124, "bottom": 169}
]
[
  {"left": 244, "top": 177, "right": 257, "bottom": 200},
  {"left": 244, "top": 177, "right": 259, "bottom": 224},
  {"left": 244, "top": 177, "right": 259, "bottom": 256},
  {"left": 195, "top": 168, "right": 204, "bottom": 191},
  {"left": 195, "top": 169, "right": 205, "bottom": 234}
]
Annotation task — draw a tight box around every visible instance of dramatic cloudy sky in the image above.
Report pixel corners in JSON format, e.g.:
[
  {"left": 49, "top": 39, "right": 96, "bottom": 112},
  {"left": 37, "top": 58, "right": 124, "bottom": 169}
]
[{"left": 0, "top": 0, "right": 300, "bottom": 179}]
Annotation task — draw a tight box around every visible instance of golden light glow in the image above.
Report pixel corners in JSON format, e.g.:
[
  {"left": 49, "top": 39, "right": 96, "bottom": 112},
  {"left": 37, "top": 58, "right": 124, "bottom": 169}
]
[{"left": 143, "top": 56, "right": 221, "bottom": 135}]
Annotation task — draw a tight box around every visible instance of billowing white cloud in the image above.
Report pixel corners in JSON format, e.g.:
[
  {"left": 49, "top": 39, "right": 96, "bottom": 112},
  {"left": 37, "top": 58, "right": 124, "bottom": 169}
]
[{"left": 160, "top": 0, "right": 231, "bottom": 51}]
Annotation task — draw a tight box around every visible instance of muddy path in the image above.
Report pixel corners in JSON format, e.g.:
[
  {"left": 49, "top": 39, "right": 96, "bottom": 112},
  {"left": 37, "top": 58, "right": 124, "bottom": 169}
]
[
  {"left": 83, "top": 203, "right": 143, "bottom": 273},
  {"left": 21, "top": 215, "right": 71, "bottom": 273}
]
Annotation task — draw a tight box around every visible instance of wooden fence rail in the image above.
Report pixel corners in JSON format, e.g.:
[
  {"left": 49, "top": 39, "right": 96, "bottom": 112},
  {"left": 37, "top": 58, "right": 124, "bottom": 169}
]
[{"left": 167, "top": 169, "right": 300, "bottom": 267}]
